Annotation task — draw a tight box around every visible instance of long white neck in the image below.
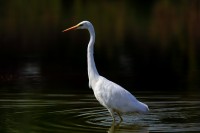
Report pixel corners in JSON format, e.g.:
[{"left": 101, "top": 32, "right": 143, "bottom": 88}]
[{"left": 87, "top": 25, "right": 99, "bottom": 88}]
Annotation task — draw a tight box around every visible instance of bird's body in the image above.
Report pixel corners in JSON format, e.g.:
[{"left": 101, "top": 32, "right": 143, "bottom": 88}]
[
  {"left": 63, "top": 21, "right": 149, "bottom": 121},
  {"left": 93, "top": 76, "right": 148, "bottom": 114}
]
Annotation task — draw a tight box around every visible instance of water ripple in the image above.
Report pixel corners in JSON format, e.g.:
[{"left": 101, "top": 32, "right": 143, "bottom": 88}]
[{"left": 0, "top": 92, "right": 200, "bottom": 133}]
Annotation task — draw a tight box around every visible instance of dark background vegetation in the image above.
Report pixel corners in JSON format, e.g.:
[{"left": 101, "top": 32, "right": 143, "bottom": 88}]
[{"left": 0, "top": 0, "right": 200, "bottom": 92}]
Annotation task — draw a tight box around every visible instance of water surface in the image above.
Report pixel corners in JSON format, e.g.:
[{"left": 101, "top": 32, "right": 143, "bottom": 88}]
[{"left": 0, "top": 91, "right": 199, "bottom": 133}]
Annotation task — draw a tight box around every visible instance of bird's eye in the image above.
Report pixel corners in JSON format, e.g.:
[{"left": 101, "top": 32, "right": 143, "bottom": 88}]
[{"left": 79, "top": 24, "right": 83, "bottom": 27}]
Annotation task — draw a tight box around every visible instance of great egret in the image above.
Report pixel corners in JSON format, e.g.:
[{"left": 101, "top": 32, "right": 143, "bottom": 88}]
[{"left": 63, "top": 21, "right": 149, "bottom": 121}]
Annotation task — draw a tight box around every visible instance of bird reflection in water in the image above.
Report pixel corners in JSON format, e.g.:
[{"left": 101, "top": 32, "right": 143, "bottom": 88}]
[{"left": 108, "top": 121, "right": 149, "bottom": 133}]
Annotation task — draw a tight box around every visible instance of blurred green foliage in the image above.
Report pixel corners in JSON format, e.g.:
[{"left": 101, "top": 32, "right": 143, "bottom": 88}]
[{"left": 0, "top": 0, "right": 199, "bottom": 90}]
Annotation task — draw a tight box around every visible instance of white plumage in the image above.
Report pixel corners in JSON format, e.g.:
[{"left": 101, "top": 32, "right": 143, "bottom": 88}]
[{"left": 63, "top": 21, "right": 149, "bottom": 121}]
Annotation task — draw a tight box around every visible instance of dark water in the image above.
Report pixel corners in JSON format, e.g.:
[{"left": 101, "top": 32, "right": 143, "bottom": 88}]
[
  {"left": 0, "top": 61, "right": 200, "bottom": 133},
  {"left": 0, "top": 91, "right": 200, "bottom": 133}
]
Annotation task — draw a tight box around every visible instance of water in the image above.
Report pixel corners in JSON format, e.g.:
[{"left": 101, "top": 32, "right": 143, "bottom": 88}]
[
  {"left": 0, "top": 91, "right": 199, "bottom": 133},
  {"left": 0, "top": 61, "right": 200, "bottom": 133}
]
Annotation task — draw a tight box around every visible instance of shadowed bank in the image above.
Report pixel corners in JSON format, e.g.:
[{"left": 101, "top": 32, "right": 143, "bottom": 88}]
[{"left": 0, "top": 1, "right": 200, "bottom": 91}]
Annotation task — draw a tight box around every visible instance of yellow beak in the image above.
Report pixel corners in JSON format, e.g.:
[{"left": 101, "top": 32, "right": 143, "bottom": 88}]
[{"left": 62, "top": 24, "right": 79, "bottom": 32}]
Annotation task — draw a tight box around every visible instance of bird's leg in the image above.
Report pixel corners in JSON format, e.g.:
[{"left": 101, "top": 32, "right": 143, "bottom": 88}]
[
  {"left": 116, "top": 112, "right": 123, "bottom": 122},
  {"left": 108, "top": 109, "right": 115, "bottom": 121}
]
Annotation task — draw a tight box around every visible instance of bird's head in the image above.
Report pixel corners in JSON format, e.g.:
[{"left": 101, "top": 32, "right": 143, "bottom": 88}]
[{"left": 62, "top": 21, "right": 91, "bottom": 32}]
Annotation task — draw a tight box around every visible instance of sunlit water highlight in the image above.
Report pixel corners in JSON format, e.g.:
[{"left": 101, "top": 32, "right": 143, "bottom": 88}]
[{"left": 0, "top": 91, "right": 199, "bottom": 133}]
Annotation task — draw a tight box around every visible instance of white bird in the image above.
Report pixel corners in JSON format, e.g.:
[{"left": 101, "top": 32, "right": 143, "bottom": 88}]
[{"left": 63, "top": 21, "right": 149, "bottom": 122}]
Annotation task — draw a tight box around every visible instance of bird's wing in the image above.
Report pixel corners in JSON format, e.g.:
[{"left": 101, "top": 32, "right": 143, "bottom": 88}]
[{"left": 95, "top": 76, "right": 139, "bottom": 112}]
